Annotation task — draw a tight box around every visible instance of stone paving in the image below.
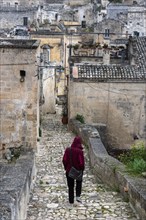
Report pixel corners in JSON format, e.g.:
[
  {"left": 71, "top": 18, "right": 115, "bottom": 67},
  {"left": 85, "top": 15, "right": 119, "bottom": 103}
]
[{"left": 26, "top": 107, "right": 139, "bottom": 220}]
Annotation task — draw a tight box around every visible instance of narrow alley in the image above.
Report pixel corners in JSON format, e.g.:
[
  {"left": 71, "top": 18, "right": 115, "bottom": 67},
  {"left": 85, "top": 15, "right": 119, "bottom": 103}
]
[{"left": 26, "top": 106, "right": 139, "bottom": 220}]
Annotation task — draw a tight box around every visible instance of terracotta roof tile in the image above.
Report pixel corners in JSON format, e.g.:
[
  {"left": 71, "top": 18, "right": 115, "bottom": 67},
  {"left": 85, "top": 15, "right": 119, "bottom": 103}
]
[{"left": 76, "top": 37, "right": 146, "bottom": 82}]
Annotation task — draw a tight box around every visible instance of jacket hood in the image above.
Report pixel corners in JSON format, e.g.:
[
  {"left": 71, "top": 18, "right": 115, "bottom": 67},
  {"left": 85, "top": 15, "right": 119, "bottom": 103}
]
[{"left": 71, "top": 136, "right": 83, "bottom": 149}]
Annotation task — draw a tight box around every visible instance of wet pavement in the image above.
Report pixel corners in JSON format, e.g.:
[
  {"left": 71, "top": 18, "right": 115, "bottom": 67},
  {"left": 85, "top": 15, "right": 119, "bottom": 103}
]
[{"left": 26, "top": 106, "right": 139, "bottom": 220}]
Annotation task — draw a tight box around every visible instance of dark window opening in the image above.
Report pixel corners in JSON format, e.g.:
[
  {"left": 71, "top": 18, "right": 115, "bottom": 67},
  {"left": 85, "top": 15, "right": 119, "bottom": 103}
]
[
  {"left": 55, "top": 14, "right": 58, "bottom": 21},
  {"left": 23, "top": 17, "right": 28, "bottom": 26},
  {"left": 82, "top": 20, "right": 86, "bottom": 28},
  {"left": 20, "top": 70, "right": 26, "bottom": 78},
  {"left": 133, "top": 31, "right": 139, "bottom": 37},
  {"left": 104, "top": 29, "right": 110, "bottom": 38}
]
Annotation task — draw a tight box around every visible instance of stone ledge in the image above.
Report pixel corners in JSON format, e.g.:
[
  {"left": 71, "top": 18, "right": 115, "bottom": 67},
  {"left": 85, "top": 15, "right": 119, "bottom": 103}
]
[
  {"left": 68, "top": 119, "right": 146, "bottom": 220},
  {"left": 0, "top": 150, "right": 36, "bottom": 220}
]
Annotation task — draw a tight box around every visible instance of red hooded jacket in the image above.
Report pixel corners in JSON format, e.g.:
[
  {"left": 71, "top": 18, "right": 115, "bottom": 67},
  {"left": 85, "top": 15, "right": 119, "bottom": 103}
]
[{"left": 62, "top": 136, "right": 85, "bottom": 174}]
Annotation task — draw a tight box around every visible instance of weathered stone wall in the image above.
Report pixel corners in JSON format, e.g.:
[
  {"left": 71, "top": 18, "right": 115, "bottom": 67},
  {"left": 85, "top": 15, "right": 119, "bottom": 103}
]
[
  {"left": 68, "top": 81, "right": 146, "bottom": 149},
  {"left": 107, "top": 4, "right": 128, "bottom": 20},
  {"left": 0, "top": 42, "right": 39, "bottom": 158},
  {"left": 68, "top": 119, "right": 146, "bottom": 220},
  {"left": 94, "top": 19, "right": 124, "bottom": 40},
  {"left": 0, "top": 10, "right": 37, "bottom": 29},
  {"left": 127, "top": 6, "right": 146, "bottom": 37},
  {"left": 0, "top": 150, "right": 36, "bottom": 220},
  {"left": 65, "top": 0, "right": 90, "bottom": 6},
  {"left": 0, "top": 0, "right": 39, "bottom": 6},
  {"left": 31, "top": 33, "right": 67, "bottom": 108},
  {"left": 42, "top": 68, "right": 56, "bottom": 114}
]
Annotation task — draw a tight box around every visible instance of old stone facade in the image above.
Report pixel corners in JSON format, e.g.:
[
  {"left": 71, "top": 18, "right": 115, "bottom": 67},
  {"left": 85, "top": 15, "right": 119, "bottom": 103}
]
[
  {"left": 107, "top": 3, "right": 146, "bottom": 37},
  {"left": 127, "top": 5, "right": 146, "bottom": 36},
  {"left": 69, "top": 80, "right": 146, "bottom": 149},
  {"left": 0, "top": 0, "right": 39, "bottom": 6},
  {"left": 0, "top": 9, "right": 38, "bottom": 30},
  {"left": 65, "top": 0, "right": 91, "bottom": 6},
  {"left": 94, "top": 18, "right": 126, "bottom": 42},
  {"left": 68, "top": 36, "right": 146, "bottom": 149},
  {"left": 31, "top": 31, "right": 66, "bottom": 113},
  {"left": 0, "top": 39, "right": 40, "bottom": 158}
]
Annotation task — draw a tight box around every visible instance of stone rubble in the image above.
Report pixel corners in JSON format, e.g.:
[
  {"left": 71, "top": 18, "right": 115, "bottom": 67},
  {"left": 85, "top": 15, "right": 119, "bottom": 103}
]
[{"left": 26, "top": 106, "right": 139, "bottom": 220}]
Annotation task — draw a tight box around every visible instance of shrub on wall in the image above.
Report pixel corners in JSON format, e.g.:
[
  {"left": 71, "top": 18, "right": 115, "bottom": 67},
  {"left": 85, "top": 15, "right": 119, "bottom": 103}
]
[
  {"left": 75, "top": 114, "right": 85, "bottom": 124},
  {"left": 119, "top": 141, "right": 146, "bottom": 175}
]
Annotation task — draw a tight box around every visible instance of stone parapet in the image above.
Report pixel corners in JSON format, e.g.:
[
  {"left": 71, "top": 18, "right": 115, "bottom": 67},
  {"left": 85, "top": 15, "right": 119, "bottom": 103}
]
[
  {"left": 0, "top": 150, "right": 36, "bottom": 220},
  {"left": 0, "top": 5, "right": 38, "bottom": 12},
  {"left": 68, "top": 119, "right": 146, "bottom": 220}
]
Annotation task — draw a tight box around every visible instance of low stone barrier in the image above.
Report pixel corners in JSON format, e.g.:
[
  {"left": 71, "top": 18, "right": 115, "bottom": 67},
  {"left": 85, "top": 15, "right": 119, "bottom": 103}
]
[
  {"left": 68, "top": 119, "right": 146, "bottom": 220},
  {"left": 0, "top": 150, "right": 36, "bottom": 220}
]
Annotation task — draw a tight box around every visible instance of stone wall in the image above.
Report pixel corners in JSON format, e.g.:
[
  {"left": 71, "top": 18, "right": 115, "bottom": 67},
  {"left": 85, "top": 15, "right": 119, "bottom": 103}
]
[
  {"left": 42, "top": 68, "right": 56, "bottom": 114},
  {"left": 65, "top": 0, "right": 90, "bottom": 6},
  {"left": 0, "top": 0, "right": 39, "bottom": 6},
  {"left": 31, "top": 33, "right": 66, "bottom": 112},
  {"left": 68, "top": 80, "right": 146, "bottom": 149},
  {"left": 68, "top": 119, "right": 146, "bottom": 220},
  {"left": 94, "top": 19, "right": 124, "bottom": 40},
  {"left": 0, "top": 150, "right": 36, "bottom": 220},
  {"left": 107, "top": 4, "right": 128, "bottom": 20},
  {"left": 127, "top": 6, "right": 146, "bottom": 37},
  {"left": 0, "top": 10, "right": 37, "bottom": 29},
  {"left": 0, "top": 40, "right": 40, "bottom": 158}
]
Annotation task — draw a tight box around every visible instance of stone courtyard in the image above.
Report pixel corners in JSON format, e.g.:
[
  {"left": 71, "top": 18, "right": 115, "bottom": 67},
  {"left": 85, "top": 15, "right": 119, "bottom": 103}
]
[{"left": 26, "top": 106, "right": 139, "bottom": 220}]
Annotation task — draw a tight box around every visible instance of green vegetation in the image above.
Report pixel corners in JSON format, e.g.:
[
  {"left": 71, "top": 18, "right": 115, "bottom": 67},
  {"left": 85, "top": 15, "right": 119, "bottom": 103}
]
[
  {"left": 39, "top": 180, "right": 43, "bottom": 185},
  {"left": 73, "top": 44, "right": 80, "bottom": 50},
  {"left": 75, "top": 114, "right": 85, "bottom": 124},
  {"left": 119, "top": 141, "right": 146, "bottom": 175}
]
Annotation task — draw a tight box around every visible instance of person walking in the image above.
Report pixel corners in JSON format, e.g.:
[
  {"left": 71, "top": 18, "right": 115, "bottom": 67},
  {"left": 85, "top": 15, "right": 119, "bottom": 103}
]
[{"left": 62, "top": 136, "right": 85, "bottom": 205}]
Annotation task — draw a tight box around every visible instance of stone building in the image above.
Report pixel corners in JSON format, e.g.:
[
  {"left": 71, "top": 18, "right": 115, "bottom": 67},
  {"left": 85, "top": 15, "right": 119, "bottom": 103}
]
[
  {"left": 0, "top": 0, "right": 39, "bottom": 6},
  {"left": 127, "top": 5, "right": 146, "bottom": 36},
  {"left": 31, "top": 27, "right": 66, "bottom": 114},
  {"left": 94, "top": 18, "right": 127, "bottom": 42},
  {"left": 107, "top": 3, "right": 146, "bottom": 37},
  {"left": 0, "top": 39, "right": 40, "bottom": 159},
  {"left": 65, "top": 0, "right": 91, "bottom": 6},
  {"left": 0, "top": 4, "right": 39, "bottom": 30},
  {"left": 68, "top": 36, "right": 146, "bottom": 149},
  {"left": 107, "top": 3, "right": 129, "bottom": 20}
]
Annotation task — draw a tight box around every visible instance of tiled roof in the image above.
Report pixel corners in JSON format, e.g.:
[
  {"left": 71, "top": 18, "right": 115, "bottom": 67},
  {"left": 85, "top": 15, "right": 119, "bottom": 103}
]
[
  {"left": 77, "top": 65, "right": 145, "bottom": 81},
  {"left": 131, "top": 37, "right": 146, "bottom": 74},
  {"left": 76, "top": 37, "right": 146, "bottom": 82}
]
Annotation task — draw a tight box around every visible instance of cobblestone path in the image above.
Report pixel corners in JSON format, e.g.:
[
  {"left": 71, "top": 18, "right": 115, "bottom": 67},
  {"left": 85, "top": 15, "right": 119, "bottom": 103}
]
[{"left": 26, "top": 108, "right": 139, "bottom": 220}]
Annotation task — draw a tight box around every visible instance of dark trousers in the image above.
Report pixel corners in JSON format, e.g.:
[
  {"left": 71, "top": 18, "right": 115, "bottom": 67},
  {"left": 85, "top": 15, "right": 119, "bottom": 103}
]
[{"left": 66, "top": 173, "right": 82, "bottom": 204}]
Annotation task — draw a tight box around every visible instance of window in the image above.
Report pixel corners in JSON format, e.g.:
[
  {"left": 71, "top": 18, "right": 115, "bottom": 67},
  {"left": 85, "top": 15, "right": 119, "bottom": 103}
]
[
  {"left": 133, "top": 31, "right": 139, "bottom": 37},
  {"left": 55, "top": 14, "right": 58, "bottom": 21},
  {"left": 23, "top": 17, "right": 28, "bottom": 26},
  {"left": 104, "top": 29, "right": 110, "bottom": 38},
  {"left": 82, "top": 15, "right": 86, "bottom": 28},
  {"left": 43, "top": 48, "right": 50, "bottom": 64},
  {"left": 82, "top": 21, "right": 86, "bottom": 28},
  {"left": 20, "top": 70, "right": 26, "bottom": 82}
]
